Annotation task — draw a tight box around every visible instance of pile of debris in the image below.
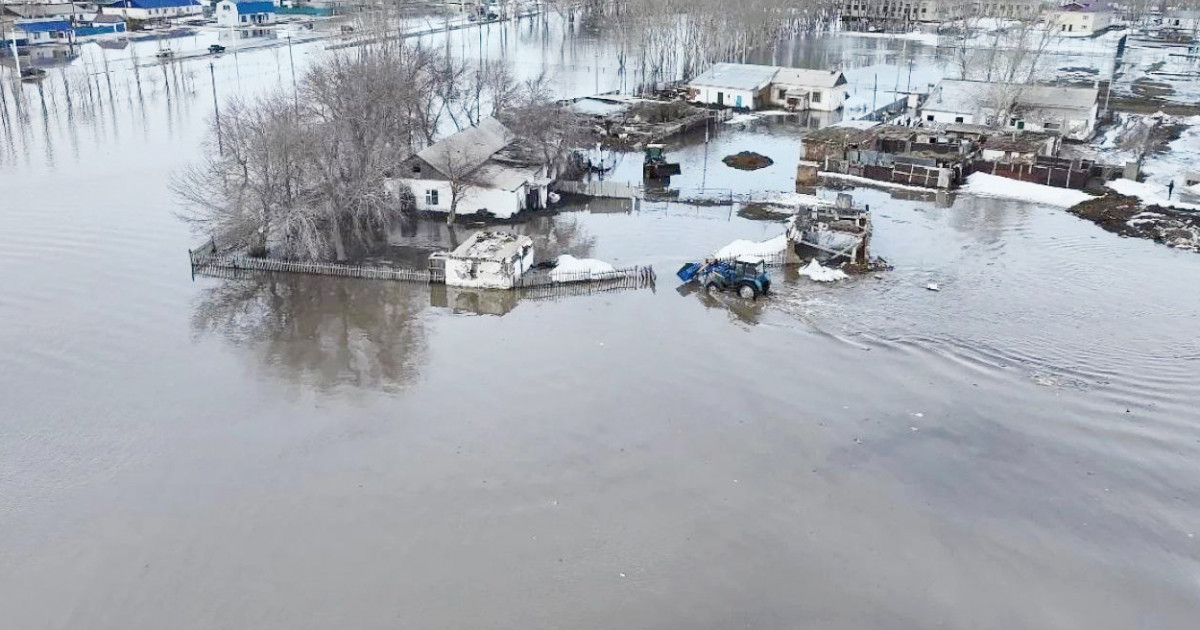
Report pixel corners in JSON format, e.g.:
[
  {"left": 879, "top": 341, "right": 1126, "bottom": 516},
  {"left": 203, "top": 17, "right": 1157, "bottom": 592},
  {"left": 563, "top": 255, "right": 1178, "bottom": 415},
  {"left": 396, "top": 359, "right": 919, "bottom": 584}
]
[
  {"left": 1067, "top": 193, "right": 1200, "bottom": 251},
  {"left": 582, "top": 100, "right": 713, "bottom": 149}
]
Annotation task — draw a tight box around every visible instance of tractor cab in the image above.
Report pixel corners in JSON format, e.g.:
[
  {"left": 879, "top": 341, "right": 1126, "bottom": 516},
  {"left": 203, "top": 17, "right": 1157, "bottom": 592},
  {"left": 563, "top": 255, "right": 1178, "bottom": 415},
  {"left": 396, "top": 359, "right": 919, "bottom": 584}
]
[{"left": 643, "top": 144, "right": 681, "bottom": 181}]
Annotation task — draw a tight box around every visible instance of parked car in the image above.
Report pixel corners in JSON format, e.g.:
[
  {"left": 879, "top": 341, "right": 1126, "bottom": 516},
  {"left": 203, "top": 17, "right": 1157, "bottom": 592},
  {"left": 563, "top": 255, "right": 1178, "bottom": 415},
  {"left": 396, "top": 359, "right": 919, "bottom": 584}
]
[{"left": 208, "top": 44, "right": 226, "bottom": 54}]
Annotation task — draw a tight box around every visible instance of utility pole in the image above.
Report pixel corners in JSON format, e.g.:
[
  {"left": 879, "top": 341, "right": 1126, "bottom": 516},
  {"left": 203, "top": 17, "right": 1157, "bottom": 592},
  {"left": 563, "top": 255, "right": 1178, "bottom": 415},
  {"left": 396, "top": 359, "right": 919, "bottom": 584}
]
[
  {"left": 210, "top": 61, "right": 222, "bottom": 154},
  {"left": 287, "top": 31, "right": 297, "bottom": 110}
]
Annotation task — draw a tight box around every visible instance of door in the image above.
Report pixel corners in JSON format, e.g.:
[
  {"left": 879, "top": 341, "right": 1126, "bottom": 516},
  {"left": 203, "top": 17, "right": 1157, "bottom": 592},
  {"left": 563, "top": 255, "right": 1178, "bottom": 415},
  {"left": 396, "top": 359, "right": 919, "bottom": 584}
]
[
  {"left": 736, "top": 94, "right": 743, "bottom": 108},
  {"left": 716, "top": 91, "right": 724, "bottom": 106}
]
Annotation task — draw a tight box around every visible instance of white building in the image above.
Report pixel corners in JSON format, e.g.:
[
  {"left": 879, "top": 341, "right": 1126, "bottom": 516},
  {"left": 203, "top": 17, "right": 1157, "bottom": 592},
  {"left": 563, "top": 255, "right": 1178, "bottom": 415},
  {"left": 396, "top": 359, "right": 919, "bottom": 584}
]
[
  {"left": 840, "top": 0, "right": 967, "bottom": 24},
  {"left": 395, "top": 118, "right": 551, "bottom": 220},
  {"left": 688, "top": 63, "right": 848, "bottom": 112},
  {"left": 105, "top": 0, "right": 204, "bottom": 21},
  {"left": 215, "top": 0, "right": 276, "bottom": 27},
  {"left": 769, "top": 67, "right": 848, "bottom": 112},
  {"left": 919, "top": 79, "right": 1100, "bottom": 141},
  {"left": 435, "top": 231, "right": 535, "bottom": 290},
  {"left": 687, "top": 63, "right": 778, "bottom": 111},
  {"left": 1048, "top": 2, "right": 1112, "bottom": 36}
]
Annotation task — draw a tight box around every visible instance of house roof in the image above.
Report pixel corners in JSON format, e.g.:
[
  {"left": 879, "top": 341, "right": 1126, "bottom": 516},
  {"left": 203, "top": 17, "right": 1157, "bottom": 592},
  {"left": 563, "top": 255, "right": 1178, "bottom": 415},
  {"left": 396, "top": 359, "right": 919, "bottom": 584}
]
[
  {"left": 983, "top": 132, "right": 1055, "bottom": 152},
  {"left": 472, "top": 161, "right": 540, "bottom": 192},
  {"left": 450, "top": 231, "right": 533, "bottom": 261},
  {"left": 114, "top": 0, "right": 202, "bottom": 9},
  {"left": 231, "top": 1, "right": 275, "bottom": 12},
  {"left": 923, "top": 79, "right": 1098, "bottom": 114},
  {"left": 15, "top": 19, "right": 72, "bottom": 33},
  {"left": 93, "top": 13, "right": 127, "bottom": 22},
  {"left": 689, "top": 63, "right": 779, "bottom": 91},
  {"left": 5, "top": 4, "right": 77, "bottom": 17},
  {"left": 417, "top": 118, "right": 513, "bottom": 178},
  {"left": 773, "top": 67, "right": 846, "bottom": 89}
]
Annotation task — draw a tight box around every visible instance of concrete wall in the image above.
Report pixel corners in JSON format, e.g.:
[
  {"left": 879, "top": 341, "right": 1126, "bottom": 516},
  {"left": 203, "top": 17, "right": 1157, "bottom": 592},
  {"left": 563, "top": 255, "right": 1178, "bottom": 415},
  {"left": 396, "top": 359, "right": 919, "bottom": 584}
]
[
  {"left": 768, "top": 84, "right": 845, "bottom": 111},
  {"left": 443, "top": 247, "right": 534, "bottom": 289},
  {"left": 690, "top": 86, "right": 763, "bottom": 110},
  {"left": 400, "top": 178, "right": 539, "bottom": 219},
  {"left": 920, "top": 108, "right": 978, "bottom": 125}
]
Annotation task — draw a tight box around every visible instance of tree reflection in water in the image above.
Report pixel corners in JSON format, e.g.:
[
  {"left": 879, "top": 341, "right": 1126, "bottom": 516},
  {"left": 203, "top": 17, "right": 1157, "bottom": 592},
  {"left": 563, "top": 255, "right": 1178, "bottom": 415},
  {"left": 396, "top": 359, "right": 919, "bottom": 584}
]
[{"left": 191, "top": 274, "right": 429, "bottom": 393}]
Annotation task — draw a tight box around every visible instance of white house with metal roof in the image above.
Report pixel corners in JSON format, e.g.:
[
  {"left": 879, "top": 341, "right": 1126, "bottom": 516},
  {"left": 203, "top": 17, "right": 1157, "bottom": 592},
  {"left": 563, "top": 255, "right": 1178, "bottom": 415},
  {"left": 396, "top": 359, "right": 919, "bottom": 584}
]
[
  {"left": 687, "top": 63, "right": 847, "bottom": 112},
  {"left": 434, "top": 231, "right": 535, "bottom": 289},
  {"left": 769, "top": 67, "right": 848, "bottom": 111},
  {"left": 393, "top": 118, "right": 551, "bottom": 220},
  {"left": 919, "top": 79, "right": 1100, "bottom": 141}
]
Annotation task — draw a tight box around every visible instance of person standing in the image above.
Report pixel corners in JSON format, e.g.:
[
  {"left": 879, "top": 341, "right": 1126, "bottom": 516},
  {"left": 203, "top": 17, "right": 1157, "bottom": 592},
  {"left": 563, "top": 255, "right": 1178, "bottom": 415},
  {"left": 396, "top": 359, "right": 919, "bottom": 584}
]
[{"left": 1168, "top": 180, "right": 1175, "bottom": 200}]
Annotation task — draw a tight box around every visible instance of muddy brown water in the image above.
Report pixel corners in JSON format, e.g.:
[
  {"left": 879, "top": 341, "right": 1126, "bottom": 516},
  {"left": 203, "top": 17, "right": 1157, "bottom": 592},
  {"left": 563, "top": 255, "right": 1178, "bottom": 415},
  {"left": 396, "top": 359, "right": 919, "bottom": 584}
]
[{"left": 2, "top": 22, "right": 1200, "bottom": 630}]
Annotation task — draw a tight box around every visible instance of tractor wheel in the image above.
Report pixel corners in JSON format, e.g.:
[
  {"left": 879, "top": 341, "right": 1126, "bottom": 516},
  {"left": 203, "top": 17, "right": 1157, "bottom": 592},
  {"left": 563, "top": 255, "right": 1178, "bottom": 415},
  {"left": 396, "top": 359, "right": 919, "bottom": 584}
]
[
  {"left": 705, "top": 282, "right": 721, "bottom": 294},
  {"left": 738, "top": 284, "right": 758, "bottom": 300}
]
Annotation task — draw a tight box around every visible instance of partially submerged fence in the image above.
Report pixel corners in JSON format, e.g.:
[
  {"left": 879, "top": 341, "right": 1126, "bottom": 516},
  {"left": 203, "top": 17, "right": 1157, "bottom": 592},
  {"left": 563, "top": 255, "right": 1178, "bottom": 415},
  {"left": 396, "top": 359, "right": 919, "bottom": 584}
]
[
  {"left": 969, "top": 156, "right": 1100, "bottom": 190},
  {"left": 192, "top": 253, "right": 438, "bottom": 283},
  {"left": 513, "top": 266, "right": 656, "bottom": 290}
]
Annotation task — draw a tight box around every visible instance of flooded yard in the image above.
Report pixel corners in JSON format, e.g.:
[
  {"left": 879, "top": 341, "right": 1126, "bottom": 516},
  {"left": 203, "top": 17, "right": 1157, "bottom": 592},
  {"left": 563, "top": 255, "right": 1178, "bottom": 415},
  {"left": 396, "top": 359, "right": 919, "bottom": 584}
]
[{"left": 2, "top": 16, "right": 1199, "bottom": 630}]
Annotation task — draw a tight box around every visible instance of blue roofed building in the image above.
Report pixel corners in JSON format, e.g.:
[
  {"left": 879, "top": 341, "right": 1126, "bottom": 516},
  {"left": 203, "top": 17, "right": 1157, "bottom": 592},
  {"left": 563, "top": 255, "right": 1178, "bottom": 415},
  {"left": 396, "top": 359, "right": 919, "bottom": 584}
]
[
  {"left": 14, "top": 18, "right": 75, "bottom": 45},
  {"left": 105, "top": 0, "right": 204, "bottom": 21},
  {"left": 215, "top": 0, "right": 277, "bottom": 27}
]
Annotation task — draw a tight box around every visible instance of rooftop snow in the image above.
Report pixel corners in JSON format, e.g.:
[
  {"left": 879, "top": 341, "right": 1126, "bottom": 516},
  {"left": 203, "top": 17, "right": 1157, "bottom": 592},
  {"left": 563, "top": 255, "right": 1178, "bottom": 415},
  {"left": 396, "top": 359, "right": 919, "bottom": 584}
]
[
  {"left": 773, "top": 67, "right": 846, "bottom": 89},
  {"left": 450, "top": 231, "right": 533, "bottom": 261}
]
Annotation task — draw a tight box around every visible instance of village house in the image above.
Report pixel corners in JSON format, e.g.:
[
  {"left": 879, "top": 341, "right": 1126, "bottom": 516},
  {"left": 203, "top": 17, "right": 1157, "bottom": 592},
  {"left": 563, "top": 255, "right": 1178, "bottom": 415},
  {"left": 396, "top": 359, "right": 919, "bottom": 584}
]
[
  {"left": 687, "top": 63, "right": 778, "bottom": 111},
  {"left": 215, "top": 0, "right": 276, "bottom": 27},
  {"left": 974, "top": 0, "right": 1042, "bottom": 18},
  {"left": 839, "top": 0, "right": 965, "bottom": 26},
  {"left": 980, "top": 131, "right": 1061, "bottom": 164},
  {"left": 430, "top": 231, "right": 535, "bottom": 290},
  {"left": 394, "top": 118, "right": 552, "bottom": 220},
  {"left": 11, "top": 17, "right": 73, "bottom": 45},
  {"left": 1048, "top": 2, "right": 1112, "bottom": 36},
  {"left": 919, "top": 79, "right": 1100, "bottom": 141},
  {"left": 688, "top": 63, "right": 847, "bottom": 112},
  {"left": 105, "top": 0, "right": 204, "bottom": 21},
  {"left": 769, "top": 68, "right": 848, "bottom": 112}
]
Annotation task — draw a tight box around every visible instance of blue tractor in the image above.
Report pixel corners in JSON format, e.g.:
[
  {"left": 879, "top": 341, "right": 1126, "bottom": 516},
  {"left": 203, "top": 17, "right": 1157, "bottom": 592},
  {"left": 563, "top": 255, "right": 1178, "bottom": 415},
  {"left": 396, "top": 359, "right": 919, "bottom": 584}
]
[{"left": 677, "top": 256, "right": 771, "bottom": 300}]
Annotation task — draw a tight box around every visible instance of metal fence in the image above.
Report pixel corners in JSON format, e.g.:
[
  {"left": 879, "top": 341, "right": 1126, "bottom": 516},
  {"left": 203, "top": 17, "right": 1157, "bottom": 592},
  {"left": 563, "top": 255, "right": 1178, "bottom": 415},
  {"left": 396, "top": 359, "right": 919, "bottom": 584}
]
[
  {"left": 513, "top": 266, "right": 656, "bottom": 289},
  {"left": 192, "top": 253, "right": 438, "bottom": 283}
]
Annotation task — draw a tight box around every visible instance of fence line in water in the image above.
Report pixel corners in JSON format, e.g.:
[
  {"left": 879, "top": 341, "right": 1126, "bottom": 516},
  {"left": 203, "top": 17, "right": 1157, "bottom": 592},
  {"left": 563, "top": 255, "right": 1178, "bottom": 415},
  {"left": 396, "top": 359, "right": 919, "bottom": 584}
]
[{"left": 189, "top": 242, "right": 655, "bottom": 292}]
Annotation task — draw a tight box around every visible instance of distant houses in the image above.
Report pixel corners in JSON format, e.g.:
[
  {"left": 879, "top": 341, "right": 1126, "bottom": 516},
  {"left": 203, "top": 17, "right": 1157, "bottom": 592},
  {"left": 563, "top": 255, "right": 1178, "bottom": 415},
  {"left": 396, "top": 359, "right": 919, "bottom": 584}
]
[
  {"left": 687, "top": 63, "right": 847, "bottom": 112},
  {"left": 105, "top": 0, "right": 204, "bottom": 21},
  {"left": 215, "top": 0, "right": 277, "bottom": 27},
  {"left": 11, "top": 18, "right": 74, "bottom": 45},
  {"left": 918, "top": 79, "right": 1100, "bottom": 141}
]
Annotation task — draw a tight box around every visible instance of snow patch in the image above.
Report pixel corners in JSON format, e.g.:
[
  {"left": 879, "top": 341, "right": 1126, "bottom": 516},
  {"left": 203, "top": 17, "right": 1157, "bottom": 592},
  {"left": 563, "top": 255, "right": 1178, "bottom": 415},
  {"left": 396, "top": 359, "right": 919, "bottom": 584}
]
[
  {"left": 715, "top": 234, "right": 787, "bottom": 259},
  {"left": 961, "top": 173, "right": 1094, "bottom": 207},
  {"left": 798, "top": 259, "right": 848, "bottom": 282},
  {"left": 1107, "top": 178, "right": 1200, "bottom": 211},
  {"left": 550, "top": 255, "right": 615, "bottom": 282}
]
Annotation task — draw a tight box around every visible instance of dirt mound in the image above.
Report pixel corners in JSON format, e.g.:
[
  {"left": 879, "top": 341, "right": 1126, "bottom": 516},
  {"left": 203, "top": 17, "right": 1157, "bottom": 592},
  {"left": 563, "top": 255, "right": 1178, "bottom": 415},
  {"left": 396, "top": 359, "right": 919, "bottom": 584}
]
[
  {"left": 723, "top": 151, "right": 774, "bottom": 171},
  {"left": 1068, "top": 192, "right": 1200, "bottom": 251}
]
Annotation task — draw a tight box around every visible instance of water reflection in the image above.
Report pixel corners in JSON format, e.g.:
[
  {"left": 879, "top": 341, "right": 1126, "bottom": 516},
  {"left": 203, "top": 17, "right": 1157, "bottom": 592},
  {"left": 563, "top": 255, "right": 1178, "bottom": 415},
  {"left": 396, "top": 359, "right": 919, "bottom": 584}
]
[{"left": 191, "top": 274, "right": 430, "bottom": 392}]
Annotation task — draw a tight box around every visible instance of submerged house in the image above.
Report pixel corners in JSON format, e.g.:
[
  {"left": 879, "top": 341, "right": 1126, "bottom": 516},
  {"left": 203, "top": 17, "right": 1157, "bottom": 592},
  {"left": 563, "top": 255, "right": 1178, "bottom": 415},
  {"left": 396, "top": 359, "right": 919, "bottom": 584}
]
[
  {"left": 215, "top": 0, "right": 276, "bottom": 27},
  {"left": 395, "top": 118, "right": 551, "bottom": 220},
  {"left": 430, "top": 231, "right": 535, "bottom": 290},
  {"left": 919, "top": 79, "right": 1100, "bottom": 141},
  {"left": 688, "top": 63, "right": 848, "bottom": 112}
]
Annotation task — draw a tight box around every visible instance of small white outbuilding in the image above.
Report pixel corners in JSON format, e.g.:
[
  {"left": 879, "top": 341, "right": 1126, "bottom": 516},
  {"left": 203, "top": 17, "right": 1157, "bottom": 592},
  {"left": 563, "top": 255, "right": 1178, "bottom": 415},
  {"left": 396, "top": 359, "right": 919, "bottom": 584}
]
[{"left": 435, "top": 231, "right": 534, "bottom": 289}]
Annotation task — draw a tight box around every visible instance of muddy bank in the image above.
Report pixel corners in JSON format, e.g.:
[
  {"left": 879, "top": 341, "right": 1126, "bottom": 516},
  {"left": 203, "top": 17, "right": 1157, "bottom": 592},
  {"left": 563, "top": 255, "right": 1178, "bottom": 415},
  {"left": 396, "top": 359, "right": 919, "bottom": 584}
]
[{"left": 1067, "top": 193, "right": 1200, "bottom": 251}]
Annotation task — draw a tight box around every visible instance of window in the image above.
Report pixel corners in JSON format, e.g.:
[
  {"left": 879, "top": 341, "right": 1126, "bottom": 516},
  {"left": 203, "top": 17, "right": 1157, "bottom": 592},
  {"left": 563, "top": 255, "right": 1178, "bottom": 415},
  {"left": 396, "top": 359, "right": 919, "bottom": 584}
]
[
  {"left": 811, "top": 91, "right": 822, "bottom": 103},
  {"left": 926, "top": 114, "right": 934, "bottom": 121},
  {"left": 777, "top": 88, "right": 787, "bottom": 100},
  {"left": 425, "top": 189, "right": 439, "bottom": 206},
  {"left": 241, "top": 15, "right": 247, "bottom": 22},
  {"left": 1044, "top": 122, "right": 1061, "bottom": 131},
  {"left": 412, "top": 163, "right": 421, "bottom": 174},
  {"left": 954, "top": 116, "right": 964, "bottom": 123}
]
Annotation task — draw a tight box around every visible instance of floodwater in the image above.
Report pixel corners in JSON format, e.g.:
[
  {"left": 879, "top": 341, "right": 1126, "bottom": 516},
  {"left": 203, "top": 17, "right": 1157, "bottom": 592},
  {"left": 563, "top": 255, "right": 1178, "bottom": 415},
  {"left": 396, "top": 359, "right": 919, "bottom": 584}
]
[{"left": 2, "top": 15, "right": 1199, "bottom": 630}]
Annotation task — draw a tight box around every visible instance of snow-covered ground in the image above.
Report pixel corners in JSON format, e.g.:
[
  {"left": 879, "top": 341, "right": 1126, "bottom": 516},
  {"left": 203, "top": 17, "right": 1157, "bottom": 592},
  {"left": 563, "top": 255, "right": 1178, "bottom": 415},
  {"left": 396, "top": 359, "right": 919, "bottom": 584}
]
[
  {"left": 1107, "top": 178, "right": 1200, "bottom": 211},
  {"left": 960, "top": 173, "right": 1095, "bottom": 207},
  {"left": 550, "top": 255, "right": 615, "bottom": 281},
  {"left": 797, "top": 259, "right": 848, "bottom": 282}
]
